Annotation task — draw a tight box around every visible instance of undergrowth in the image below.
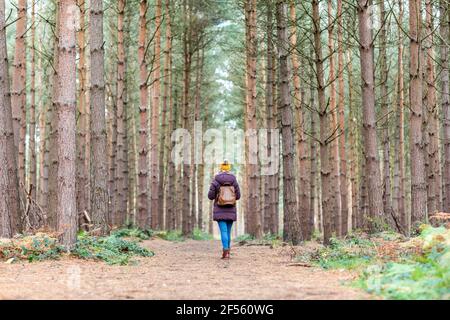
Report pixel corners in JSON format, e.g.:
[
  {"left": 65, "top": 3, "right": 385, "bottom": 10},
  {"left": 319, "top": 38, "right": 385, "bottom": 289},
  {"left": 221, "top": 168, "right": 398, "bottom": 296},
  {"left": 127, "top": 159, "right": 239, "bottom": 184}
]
[
  {"left": 356, "top": 225, "right": 450, "bottom": 299},
  {"left": 235, "top": 233, "right": 283, "bottom": 247},
  {"left": 0, "top": 233, "right": 64, "bottom": 263},
  {"left": 0, "top": 231, "right": 154, "bottom": 265},
  {"left": 297, "top": 225, "right": 450, "bottom": 299},
  {"left": 72, "top": 231, "right": 154, "bottom": 265}
]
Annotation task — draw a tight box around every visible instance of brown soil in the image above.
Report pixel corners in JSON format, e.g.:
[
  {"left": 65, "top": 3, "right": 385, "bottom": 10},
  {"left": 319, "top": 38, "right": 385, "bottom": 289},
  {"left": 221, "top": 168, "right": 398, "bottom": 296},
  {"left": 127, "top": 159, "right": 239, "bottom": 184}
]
[{"left": 0, "top": 238, "right": 372, "bottom": 300}]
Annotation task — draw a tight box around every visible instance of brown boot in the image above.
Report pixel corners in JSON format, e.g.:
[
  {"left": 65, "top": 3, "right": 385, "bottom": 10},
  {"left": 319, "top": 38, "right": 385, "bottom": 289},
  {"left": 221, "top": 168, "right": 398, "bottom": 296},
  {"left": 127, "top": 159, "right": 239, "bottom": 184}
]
[
  {"left": 221, "top": 249, "right": 230, "bottom": 259},
  {"left": 226, "top": 249, "right": 231, "bottom": 259}
]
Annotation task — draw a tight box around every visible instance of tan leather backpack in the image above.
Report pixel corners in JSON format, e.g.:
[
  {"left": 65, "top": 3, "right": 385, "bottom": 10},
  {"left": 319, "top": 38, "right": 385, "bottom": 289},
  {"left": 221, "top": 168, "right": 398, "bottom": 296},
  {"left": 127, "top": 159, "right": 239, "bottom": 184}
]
[{"left": 217, "top": 182, "right": 236, "bottom": 206}]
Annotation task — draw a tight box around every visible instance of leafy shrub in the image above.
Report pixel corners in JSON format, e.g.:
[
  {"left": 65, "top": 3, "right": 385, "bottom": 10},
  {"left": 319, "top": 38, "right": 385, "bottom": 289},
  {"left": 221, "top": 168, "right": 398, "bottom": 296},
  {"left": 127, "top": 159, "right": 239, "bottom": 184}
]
[
  {"left": 0, "top": 233, "right": 64, "bottom": 263},
  {"left": 155, "top": 230, "right": 185, "bottom": 242},
  {"left": 235, "top": 233, "right": 283, "bottom": 247},
  {"left": 235, "top": 234, "right": 255, "bottom": 243},
  {"left": 191, "top": 228, "right": 213, "bottom": 241},
  {"left": 358, "top": 225, "right": 450, "bottom": 299},
  {"left": 111, "top": 228, "right": 152, "bottom": 241},
  {"left": 312, "top": 236, "right": 377, "bottom": 270},
  {"left": 72, "top": 232, "right": 154, "bottom": 265}
]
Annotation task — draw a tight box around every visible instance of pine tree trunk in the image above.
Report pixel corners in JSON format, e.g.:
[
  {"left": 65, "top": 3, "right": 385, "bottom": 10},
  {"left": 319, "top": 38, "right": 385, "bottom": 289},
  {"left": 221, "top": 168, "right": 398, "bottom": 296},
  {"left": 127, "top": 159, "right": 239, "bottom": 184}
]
[
  {"left": 379, "top": 0, "right": 391, "bottom": 221},
  {"left": 151, "top": 0, "right": 162, "bottom": 229},
  {"left": 165, "top": 0, "right": 175, "bottom": 231},
  {"left": 160, "top": 0, "right": 172, "bottom": 231},
  {"left": 327, "top": 0, "right": 341, "bottom": 236},
  {"left": 357, "top": 0, "right": 384, "bottom": 231},
  {"left": 89, "top": 0, "right": 110, "bottom": 234},
  {"left": 48, "top": 5, "right": 60, "bottom": 231},
  {"left": 409, "top": 0, "right": 427, "bottom": 226},
  {"left": 137, "top": 0, "right": 150, "bottom": 229},
  {"left": 245, "top": 0, "right": 262, "bottom": 238},
  {"left": 11, "top": 0, "right": 27, "bottom": 200},
  {"left": 29, "top": 1, "right": 36, "bottom": 201},
  {"left": 0, "top": 0, "right": 21, "bottom": 237},
  {"left": 392, "top": 0, "right": 407, "bottom": 232},
  {"left": 114, "top": 0, "right": 129, "bottom": 227},
  {"left": 276, "top": 0, "right": 301, "bottom": 244},
  {"left": 424, "top": 0, "right": 441, "bottom": 215},
  {"left": 337, "top": 0, "right": 348, "bottom": 235},
  {"left": 347, "top": 49, "right": 358, "bottom": 230},
  {"left": 181, "top": 0, "right": 192, "bottom": 236},
  {"left": 194, "top": 46, "right": 205, "bottom": 231},
  {"left": 290, "top": 1, "right": 310, "bottom": 240},
  {"left": 55, "top": 0, "right": 78, "bottom": 247},
  {"left": 76, "top": 0, "right": 88, "bottom": 224},
  {"left": 312, "top": 0, "right": 332, "bottom": 244},
  {"left": 265, "top": 1, "right": 278, "bottom": 235},
  {"left": 440, "top": 0, "right": 450, "bottom": 212},
  {"left": 309, "top": 61, "right": 318, "bottom": 238}
]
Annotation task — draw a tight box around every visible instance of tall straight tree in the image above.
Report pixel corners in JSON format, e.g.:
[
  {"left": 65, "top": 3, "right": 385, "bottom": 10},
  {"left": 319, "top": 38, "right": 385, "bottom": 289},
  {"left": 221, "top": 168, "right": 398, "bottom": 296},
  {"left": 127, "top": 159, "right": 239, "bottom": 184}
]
[
  {"left": 312, "top": 0, "right": 332, "bottom": 244},
  {"left": 164, "top": 0, "right": 175, "bottom": 231},
  {"left": 424, "top": 0, "right": 441, "bottom": 214},
  {"left": 89, "top": 0, "right": 110, "bottom": 234},
  {"left": 151, "top": 0, "right": 162, "bottom": 229},
  {"left": 378, "top": 0, "right": 391, "bottom": 219},
  {"left": 137, "top": 0, "right": 150, "bottom": 229},
  {"left": 289, "top": 1, "right": 310, "bottom": 240},
  {"left": 393, "top": 0, "right": 406, "bottom": 231},
  {"left": 29, "top": 0, "right": 37, "bottom": 200},
  {"left": 181, "top": 0, "right": 193, "bottom": 235},
  {"left": 0, "top": 0, "right": 21, "bottom": 237},
  {"left": 327, "top": 0, "right": 341, "bottom": 235},
  {"left": 440, "top": 0, "right": 450, "bottom": 212},
  {"left": 276, "top": 0, "right": 301, "bottom": 244},
  {"left": 114, "top": 0, "right": 129, "bottom": 226},
  {"left": 244, "top": 0, "right": 262, "bottom": 238},
  {"left": 337, "top": 0, "right": 348, "bottom": 235},
  {"left": 76, "top": 0, "right": 89, "bottom": 221},
  {"left": 55, "top": 0, "right": 78, "bottom": 247},
  {"left": 357, "top": 0, "right": 383, "bottom": 231},
  {"left": 265, "top": 0, "right": 278, "bottom": 235},
  {"left": 11, "top": 0, "right": 27, "bottom": 194},
  {"left": 409, "top": 0, "right": 427, "bottom": 225}
]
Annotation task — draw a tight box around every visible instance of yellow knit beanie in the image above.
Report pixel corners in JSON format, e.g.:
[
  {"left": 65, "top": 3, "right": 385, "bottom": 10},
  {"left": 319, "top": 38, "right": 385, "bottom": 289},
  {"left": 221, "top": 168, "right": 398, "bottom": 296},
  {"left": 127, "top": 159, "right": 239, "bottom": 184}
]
[{"left": 220, "top": 160, "right": 231, "bottom": 172}]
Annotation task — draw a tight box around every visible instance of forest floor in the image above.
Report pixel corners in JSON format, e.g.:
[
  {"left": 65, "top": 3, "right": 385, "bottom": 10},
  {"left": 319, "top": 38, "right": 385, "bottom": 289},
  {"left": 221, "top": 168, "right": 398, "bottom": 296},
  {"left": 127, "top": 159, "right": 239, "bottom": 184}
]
[{"left": 0, "top": 238, "right": 371, "bottom": 299}]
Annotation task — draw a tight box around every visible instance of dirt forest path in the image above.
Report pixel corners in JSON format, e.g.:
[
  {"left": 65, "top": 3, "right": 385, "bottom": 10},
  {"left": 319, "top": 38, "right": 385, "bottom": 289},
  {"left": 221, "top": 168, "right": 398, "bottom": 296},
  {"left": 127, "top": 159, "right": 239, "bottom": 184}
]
[{"left": 0, "top": 239, "right": 372, "bottom": 299}]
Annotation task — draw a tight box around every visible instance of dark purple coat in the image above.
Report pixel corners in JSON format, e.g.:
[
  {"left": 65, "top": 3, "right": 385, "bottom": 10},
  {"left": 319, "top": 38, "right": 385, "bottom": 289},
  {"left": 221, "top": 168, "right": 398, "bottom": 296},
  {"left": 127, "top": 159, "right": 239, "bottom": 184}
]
[{"left": 208, "top": 172, "right": 241, "bottom": 221}]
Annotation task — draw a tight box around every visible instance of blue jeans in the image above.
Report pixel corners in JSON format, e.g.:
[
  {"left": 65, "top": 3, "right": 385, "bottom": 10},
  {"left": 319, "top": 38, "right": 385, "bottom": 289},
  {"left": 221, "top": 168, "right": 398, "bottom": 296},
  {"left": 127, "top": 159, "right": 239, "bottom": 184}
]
[{"left": 217, "top": 220, "right": 233, "bottom": 249}]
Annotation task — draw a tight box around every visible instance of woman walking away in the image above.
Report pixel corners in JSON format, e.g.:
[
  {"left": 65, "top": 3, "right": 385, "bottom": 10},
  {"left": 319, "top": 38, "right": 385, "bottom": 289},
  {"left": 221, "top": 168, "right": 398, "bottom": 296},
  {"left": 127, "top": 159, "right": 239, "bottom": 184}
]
[{"left": 208, "top": 160, "right": 241, "bottom": 259}]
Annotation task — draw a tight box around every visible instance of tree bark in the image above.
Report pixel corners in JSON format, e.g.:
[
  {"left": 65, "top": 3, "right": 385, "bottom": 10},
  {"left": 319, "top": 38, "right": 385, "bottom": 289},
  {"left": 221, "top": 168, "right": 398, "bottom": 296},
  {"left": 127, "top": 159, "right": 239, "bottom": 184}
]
[
  {"left": 114, "top": 0, "right": 129, "bottom": 227},
  {"left": 29, "top": 1, "right": 37, "bottom": 201},
  {"left": 181, "top": 0, "right": 192, "bottom": 236},
  {"left": 337, "top": 0, "right": 348, "bottom": 235},
  {"left": 440, "top": 0, "right": 450, "bottom": 212},
  {"left": 277, "top": 0, "right": 301, "bottom": 244},
  {"left": 409, "top": 0, "right": 427, "bottom": 226},
  {"left": 289, "top": 1, "right": 310, "bottom": 240},
  {"left": 151, "top": 0, "right": 162, "bottom": 229},
  {"left": 378, "top": 0, "right": 391, "bottom": 221},
  {"left": 327, "top": 0, "right": 341, "bottom": 236},
  {"left": 265, "top": 0, "right": 279, "bottom": 235},
  {"left": 11, "top": 0, "right": 27, "bottom": 199},
  {"left": 137, "top": 0, "right": 150, "bottom": 229},
  {"left": 312, "top": 0, "right": 332, "bottom": 244},
  {"left": 245, "top": 0, "right": 262, "bottom": 238},
  {"left": 0, "top": 0, "right": 20, "bottom": 237},
  {"left": 392, "top": 0, "right": 406, "bottom": 232},
  {"left": 357, "top": 0, "right": 384, "bottom": 231},
  {"left": 424, "top": 0, "right": 441, "bottom": 215},
  {"left": 89, "top": 0, "right": 110, "bottom": 235},
  {"left": 55, "top": 0, "right": 78, "bottom": 248}
]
